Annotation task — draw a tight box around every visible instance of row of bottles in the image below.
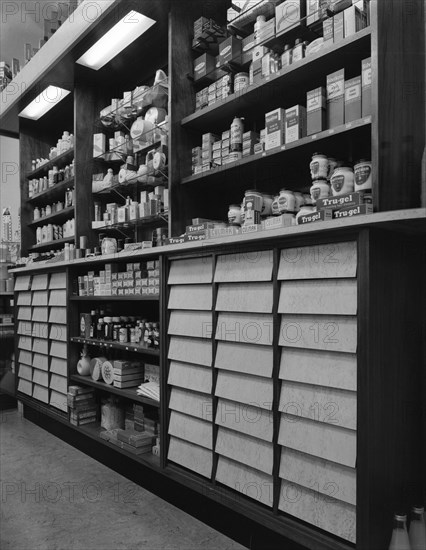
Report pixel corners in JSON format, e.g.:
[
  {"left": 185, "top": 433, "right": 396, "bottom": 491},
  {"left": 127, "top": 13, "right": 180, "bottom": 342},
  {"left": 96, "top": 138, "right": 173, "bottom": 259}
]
[
  {"left": 389, "top": 507, "right": 426, "bottom": 550},
  {"left": 29, "top": 162, "right": 74, "bottom": 197}
]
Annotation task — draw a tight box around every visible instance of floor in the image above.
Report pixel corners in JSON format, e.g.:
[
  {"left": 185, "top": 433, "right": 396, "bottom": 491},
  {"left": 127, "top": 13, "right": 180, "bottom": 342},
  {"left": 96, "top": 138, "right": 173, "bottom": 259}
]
[{"left": 0, "top": 408, "right": 246, "bottom": 550}]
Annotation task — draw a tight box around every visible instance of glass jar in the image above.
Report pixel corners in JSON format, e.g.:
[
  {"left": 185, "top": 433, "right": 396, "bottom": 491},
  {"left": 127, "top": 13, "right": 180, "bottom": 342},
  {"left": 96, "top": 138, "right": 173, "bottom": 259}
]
[
  {"left": 330, "top": 165, "right": 355, "bottom": 196},
  {"left": 310, "top": 153, "right": 329, "bottom": 180},
  {"left": 228, "top": 204, "right": 242, "bottom": 225},
  {"left": 310, "top": 178, "right": 331, "bottom": 203},
  {"left": 354, "top": 159, "right": 372, "bottom": 191},
  {"left": 278, "top": 189, "right": 296, "bottom": 213}
]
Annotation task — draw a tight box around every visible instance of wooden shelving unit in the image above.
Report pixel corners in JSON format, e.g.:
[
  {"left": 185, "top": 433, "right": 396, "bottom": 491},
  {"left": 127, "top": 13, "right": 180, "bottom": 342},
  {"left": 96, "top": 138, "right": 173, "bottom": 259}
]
[
  {"left": 3, "top": 0, "right": 425, "bottom": 549},
  {"left": 28, "top": 206, "right": 75, "bottom": 228}
]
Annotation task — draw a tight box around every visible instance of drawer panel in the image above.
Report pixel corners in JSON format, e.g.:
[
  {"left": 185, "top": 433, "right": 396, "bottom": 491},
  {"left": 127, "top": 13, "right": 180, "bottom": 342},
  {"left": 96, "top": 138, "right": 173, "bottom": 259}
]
[
  {"left": 278, "top": 280, "right": 357, "bottom": 315},
  {"left": 168, "top": 284, "right": 213, "bottom": 311},
  {"left": 216, "top": 371, "right": 273, "bottom": 411},
  {"left": 168, "top": 257, "right": 213, "bottom": 285},
  {"left": 216, "top": 313, "right": 274, "bottom": 346},
  {"left": 168, "top": 437, "right": 212, "bottom": 478},
  {"left": 278, "top": 242, "right": 357, "bottom": 280},
  {"left": 216, "top": 399, "right": 273, "bottom": 442},
  {"left": 169, "top": 411, "right": 212, "bottom": 449},
  {"left": 169, "top": 388, "right": 212, "bottom": 421},
  {"left": 168, "top": 336, "right": 212, "bottom": 366},
  {"left": 216, "top": 427, "right": 273, "bottom": 475},
  {"left": 215, "top": 341, "right": 273, "bottom": 378},
  {"left": 168, "top": 310, "right": 211, "bottom": 338},
  {"left": 168, "top": 361, "right": 211, "bottom": 394},
  {"left": 216, "top": 282, "right": 273, "bottom": 313},
  {"left": 214, "top": 251, "right": 273, "bottom": 282}
]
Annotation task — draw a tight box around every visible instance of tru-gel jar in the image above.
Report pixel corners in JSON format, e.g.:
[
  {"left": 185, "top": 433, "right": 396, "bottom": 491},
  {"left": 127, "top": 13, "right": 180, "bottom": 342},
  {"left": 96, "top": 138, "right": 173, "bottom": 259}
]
[
  {"left": 278, "top": 189, "right": 296, "bottom": 213},
  {"left": 330, "top": 165, "right": 355, "bottom": 196},
  {"left": 228, "top": 204, "right": 242, "bottom": 225},
  {"left": 354, "top": 159, "right": 372, "bottom": 190},
  {"left": 310, "top": 178, "right": 330, "bottom": 203},
  {"left": 310, "top": 153, "right": 329, "bottom": 180}
]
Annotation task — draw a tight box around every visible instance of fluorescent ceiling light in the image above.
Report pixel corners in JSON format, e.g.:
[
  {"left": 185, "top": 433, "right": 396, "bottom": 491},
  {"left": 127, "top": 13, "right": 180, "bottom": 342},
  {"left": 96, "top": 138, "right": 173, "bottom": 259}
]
[
  {"left": 76, "top": 11, "right": 156, "bottom": 70},
  {"left": 19, "top": 86, "right": 71, "bottom": 120}
]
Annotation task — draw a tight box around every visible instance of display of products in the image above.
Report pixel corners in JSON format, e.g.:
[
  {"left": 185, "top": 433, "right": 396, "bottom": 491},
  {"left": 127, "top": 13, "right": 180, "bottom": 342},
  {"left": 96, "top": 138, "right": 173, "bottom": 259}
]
[
  {"left": 35, "top": 218, "right": 75, "bottom": 244},
  {"left": 67, "top": 386, "right": 97, "bottom": 426},
  {"left": 28, "top": 162, "right": 74, "bottom": 198},
  {"left": 408, "top": 507, "right": 426, "bottom": 550},
  {"left": 77, "top": 260, "right": 160, "bottom": 298},
  {"left": 388, "top": 514, "right": 411, "bottom": 550}
]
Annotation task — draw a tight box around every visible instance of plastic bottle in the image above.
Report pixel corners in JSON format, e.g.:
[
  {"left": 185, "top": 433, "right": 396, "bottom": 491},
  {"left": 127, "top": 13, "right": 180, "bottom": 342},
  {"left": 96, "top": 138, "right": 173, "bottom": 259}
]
[
  {"left": 254, "top": 15, "right": 266, "bottom": 44},
  {"left": 292, "top": 39, "right": 305, "bottom": 63},
  {"left": 388, "top": 514, "right": 411, "bottom": 550},
  {"left": 281, "top": 44, "right": 292, "bottom": 68},
  {"left": 230, "top": 116, "right": 244, "bottom": 154},
  {"left": 409, "top": 506, "right": 426, "bottom": 550}
]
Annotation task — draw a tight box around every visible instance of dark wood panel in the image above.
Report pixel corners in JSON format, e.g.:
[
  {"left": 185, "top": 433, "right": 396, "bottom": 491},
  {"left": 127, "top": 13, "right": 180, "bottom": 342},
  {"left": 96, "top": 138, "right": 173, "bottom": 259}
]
[
  {"left": 357, "top": 229, "right": 426, "bottom": 549},
  {"left": 371, "top": 0, "right": 425, "bottom": 211}
]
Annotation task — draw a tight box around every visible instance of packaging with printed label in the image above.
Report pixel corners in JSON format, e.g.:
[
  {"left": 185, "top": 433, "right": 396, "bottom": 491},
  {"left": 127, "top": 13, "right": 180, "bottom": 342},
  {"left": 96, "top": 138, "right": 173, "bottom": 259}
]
[
  {"left": 326, "top": 68, "right": 345, "bottom": 128},
  {"left": 345, "top": 76, "right": 362, "bottom": 122},
  {"left": 307, "top": 87, "right": 326, "bottom": 135}
]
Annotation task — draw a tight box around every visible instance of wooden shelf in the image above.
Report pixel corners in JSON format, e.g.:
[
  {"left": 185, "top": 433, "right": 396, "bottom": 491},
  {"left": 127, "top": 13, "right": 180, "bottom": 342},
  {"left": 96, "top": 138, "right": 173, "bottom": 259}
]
[
  {"left": 182, "top": 28, "right": 371, "bottom": 132},
  {"left": 70, "top": 295, "right": 159, "bottom": 302},
  {"left": 92, "top": 215, "right": 168, "bottom": 232},
  {"left": 26, "top": 148, "right": 74, "bottom": 178},
  {"left": 27, "top": 178, "right": 75, "bottom": 205},
  {"left": 70, "top": 374, "right": 160, "bottom": 408},
  {"left": 182, "top": 116, "right": 372, "bottom": 185},
  {"left": 71, "top": 336, "right": 160, "bottom": 356},
  {"left": 74, "top": 421, "right": 161, "bottom": 468},
  {"left": 28, "top": 206, "right": 75, "bottom": 228},
  {"left": 28, "top": 236, "right": 74, "bottom": 252},
  {"left": 0, "top": 292, "right": 14, "bottom": 297}
]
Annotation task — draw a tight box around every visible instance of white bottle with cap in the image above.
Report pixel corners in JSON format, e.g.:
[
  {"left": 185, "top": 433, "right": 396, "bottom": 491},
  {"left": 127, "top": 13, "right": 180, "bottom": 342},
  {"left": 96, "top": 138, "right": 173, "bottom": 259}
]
[{"left": 254, "top": 15, "right": 266, "bottom": 44}]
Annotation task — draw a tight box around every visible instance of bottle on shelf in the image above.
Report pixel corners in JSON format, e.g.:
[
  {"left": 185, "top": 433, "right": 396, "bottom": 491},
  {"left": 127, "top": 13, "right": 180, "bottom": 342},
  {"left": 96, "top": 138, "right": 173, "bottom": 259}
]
[
  {"left": 254, "top": 15, "right": 266, "bottom": 44},
  {"left": 281, "top": 43, "right": 292, "bottom": 68},
  {"left": 90, "top": 310, "right": 97, "bottom": 339},
  {"left": 388, "top": 514, "right": 411, "bottom": 550},
  {"left": 409, "top": 506, "right": 426, "bottom": 550},
  {"left": 292, "top": 39, "right": 305, "bottom": 63}
]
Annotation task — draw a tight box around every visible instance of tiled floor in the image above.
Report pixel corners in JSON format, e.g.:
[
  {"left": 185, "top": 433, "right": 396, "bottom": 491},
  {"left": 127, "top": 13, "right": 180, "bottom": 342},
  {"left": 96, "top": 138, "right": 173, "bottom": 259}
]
[{"left": 0, "top": 408, "right": 246, "bottom": 550}]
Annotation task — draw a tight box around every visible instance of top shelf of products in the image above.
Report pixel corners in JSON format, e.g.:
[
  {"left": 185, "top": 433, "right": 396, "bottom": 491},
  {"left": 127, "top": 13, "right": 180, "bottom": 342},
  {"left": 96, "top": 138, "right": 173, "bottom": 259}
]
[
  {"left": 182, "top": 27, "right": 371, "bottom": 130},
  {"left": 26, "top": 148, "right": 74, "bottom": 179}
]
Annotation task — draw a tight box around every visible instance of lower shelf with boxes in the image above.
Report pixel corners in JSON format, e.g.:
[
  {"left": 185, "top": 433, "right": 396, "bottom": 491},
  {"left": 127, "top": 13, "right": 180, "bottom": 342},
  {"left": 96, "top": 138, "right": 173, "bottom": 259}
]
[
  {"left": 76, "top": 259, "right": 160, "bottom": 297},
  {"left": 67, "top": 385, "right": 160, "bottom": 463}
]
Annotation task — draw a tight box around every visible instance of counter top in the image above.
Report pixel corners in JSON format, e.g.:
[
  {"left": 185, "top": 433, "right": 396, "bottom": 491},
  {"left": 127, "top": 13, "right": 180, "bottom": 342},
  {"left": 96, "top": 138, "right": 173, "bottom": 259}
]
[{"left": 10, "top": 208, "right": 426, "bottom": 274}]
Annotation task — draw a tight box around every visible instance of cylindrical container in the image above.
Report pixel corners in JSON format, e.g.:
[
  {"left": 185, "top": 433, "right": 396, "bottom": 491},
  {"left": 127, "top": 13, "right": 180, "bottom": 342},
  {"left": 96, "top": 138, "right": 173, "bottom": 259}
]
[
  {"left": 278, "top": 189, "right": 296, "bottom": 213},
  {"left": 234, "top": 72, "right": 249, "bottom": 92},
  {"left": 254, "top": 15, "right": 266, "bottom": 44},
  {"left": 244, "top": 189, "right": 263, "bottom": 225},
  {"left": 271, "top": 195, "right": 280, "bottom": 215},
  {"left": 303, "top": 193, "right": 314, "bottom": 206},
  {"left": 240, "top": 203, "right": 245, "bottom": 224},
  {"left": 310, "top": 178, "right": 331, "bottom": 203},
  {"left": 293, "top": 191, "right": 305, "bottom": 211},
  {"left": 330, "top": 165, "right": 355, "bottom": 196},
  {"left": 281, "top": 44, "right": 292, "bottom": 68},
  {"left": 90, "top": 356, "right": 107, "bottom": 381},
  {"left": 80, "top": 236, "right": 88, "bottom": 249},
  {"left": 45, "top": 205, "right": 52, "bottom": 216},
  {"left": 230, "top": 117, "right": 244, "bottom": 153},
  {"left": 101, "top": 237, "right": 117, "bottom": 255},
  {"left": 292, "top": 39, "right": 305, "bottom": 63},
  {"left": 103, "top": 317, "right": 113, "bottom": 340},
  {"left": 354, "top": 159, "right": 372, "bottom": 191},
  {"left": 228, "top": 204, "right": 242, "bottom": 225},
  {"left": 36, "top": 227, "right": 42, "bottom": 244},
  {"left": 327, "top": 157, "right": 338, "bottom": 180},
  {"left": 119, "top": 325, "right": 128, "bottom": 343},
  {"left": 261, "top": 194, "right": 274, "bottom": 217},
  {"left": 310, "top": 153, "right": 329, "bottom": 180},
  {"left": 33, "top": 207, "right": 40, "bottom": 221}
]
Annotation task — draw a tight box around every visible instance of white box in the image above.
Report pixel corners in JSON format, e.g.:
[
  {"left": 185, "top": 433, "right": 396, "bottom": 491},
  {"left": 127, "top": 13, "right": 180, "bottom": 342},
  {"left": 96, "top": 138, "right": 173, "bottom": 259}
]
[
  {"left": 276, "top": 0, "right": 304, "bottom": 34},
  {"left": 285, "top": 105, "right": 307, "bottom": 143},
  {"left": 93, "top": 133, "right": 106, "bottom": 157},
  {"left": 265, "top": 108, "right": 285, "bottom": 150}
]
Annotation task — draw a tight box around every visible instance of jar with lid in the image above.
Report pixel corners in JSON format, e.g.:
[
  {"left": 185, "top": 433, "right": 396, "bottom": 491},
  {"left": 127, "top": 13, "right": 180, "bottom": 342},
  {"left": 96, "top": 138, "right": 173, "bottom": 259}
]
[
  {"left": 271, "top": 195, "right": 280, "bottom": 215},
  {"left": 330, "top": 165, "right": 355, "bottom": 196},
  {"left": 234, "top": 72, "right": 249, "bottom": 92},
  {"left": 310, "top": 178, "right": 331, "bottom": 203},
  {"left": 354, "top": 159, "right": 372, "bottom": 190},
  {"left": 228, "top": 204, "right": 242, "bottom": 225},
  {"left": 261, "top": 194, "right": 274, "bottom": 217},
  {"left": 278, "top": 189, "right": 296, "bottom": 213},
  {"left": 327, "top": 158, "right": 338, "bottom": 180},
  {"left": 310, "top": 153, "right": 329, "bottom": 180},
  {"left": 293, "top": 192, "right": 305, "bottom": 211}
]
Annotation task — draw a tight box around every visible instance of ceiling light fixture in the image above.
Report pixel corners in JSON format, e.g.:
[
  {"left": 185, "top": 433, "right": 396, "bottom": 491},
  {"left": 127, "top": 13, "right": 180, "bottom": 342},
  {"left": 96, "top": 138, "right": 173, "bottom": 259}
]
[
  {"left": 19, "top": 86, "right": 71, "bottom": 120},
  {"left": 76, "top": 11, "right": 156, "bottom": 70}
]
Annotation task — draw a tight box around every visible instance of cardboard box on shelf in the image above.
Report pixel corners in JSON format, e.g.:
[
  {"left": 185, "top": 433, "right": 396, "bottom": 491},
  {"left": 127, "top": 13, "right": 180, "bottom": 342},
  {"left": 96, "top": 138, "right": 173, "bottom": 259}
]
[
  {"left": 326, "top": 68, "right": 345, "bottom": 128},
  {"left": 344, "top": 76, "right": 362, "bottom": 122},
  {"left": 297, "top": 209, "right": 333, "bottom": 224},
  {"left": 285, "top": 105, "right": 307, "bottom": 143},
  {"left": 361, "top": 57, "right": 372, "bottom": 116},
  {"left": 276, "top": 0, "right": 305, "bottom": 34},
  {"left": 265, "top": 108, "right": 285, "bottom": 150},
  {"left": 307, "top": 86, "right": 326, "bottom": 135},
  {"left": 333, "top": 203, "right": 373, "bottom": 218}
]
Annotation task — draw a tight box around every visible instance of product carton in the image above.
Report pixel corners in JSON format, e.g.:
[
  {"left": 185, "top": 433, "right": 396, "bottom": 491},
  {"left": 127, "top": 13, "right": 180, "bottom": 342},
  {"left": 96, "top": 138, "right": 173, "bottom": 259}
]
[
  {"left": 332, "top": 203, "right": 373, "bottom": 218},
  {"left": 307, "top": 0, "right": 321, "bottom": 26},
  {"left": 323, "top": 17, "right": 334, "bottom": 43},
  {"left": 361, "top": 57, "right": 372, "bottom": 116},
  {"left": 256, "top": 18, "right": 276, "bottom": 42},
  {"left": 326, "top": 68, "right": 345, "bottom": 128},
  {"left": 252, "top": 45, "right": 268, "bottom": 62},
  {"left": 276, "top": 0, "right": 305, "bottom": 35},
  {"left": 296, "top": 209, "right": 333, "bottom": 224},
  {"left": 316, "top": 190, "right": 370, "bottom": 210},
  {"left": 261, "top": 214, "right": 295, "bottom": 230},
  {"left": 193, "top": 53, "right": 215, "bottom": 81},
  {"left": 344, "top": 75, "right": 362, "bottom": 122},
  {"left": 343, "top": 5, "right": 364, "bottom": 37},
  {"left": 93, "top": 133, "right": 106, "bottom": 157},
  {"left": 333, "top": 11, "right": 344, "bottom": 42},
  {"left": 265, "top": 108, "right": 285, "bottom": 150},
  {"left": 251, "top": 59, "right": 263, "bottom": 84},
  {"left": 285, "top": 105, "right": 307, "bottom": 143},
  {"left": 219, "top": 36, "right": 242, "bottom": 65},
  {"left": 307, "top": 86, "right": 326, "bottom": 135}
]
